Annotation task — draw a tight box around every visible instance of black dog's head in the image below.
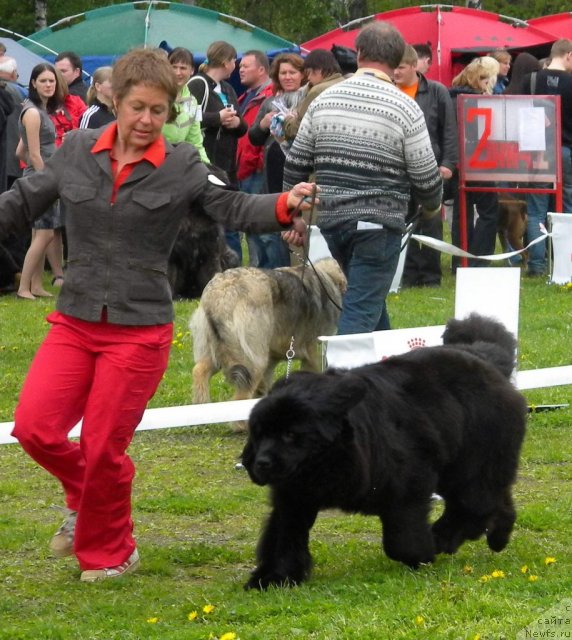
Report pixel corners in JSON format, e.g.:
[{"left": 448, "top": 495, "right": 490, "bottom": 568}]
[{"left": 241, "top": 370, "right": 366, "bottom": 486}]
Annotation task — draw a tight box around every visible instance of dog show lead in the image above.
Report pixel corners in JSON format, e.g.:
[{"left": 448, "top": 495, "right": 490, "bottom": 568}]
[{"left": 0, "top": 48, "right": 317, "bottom": 583}]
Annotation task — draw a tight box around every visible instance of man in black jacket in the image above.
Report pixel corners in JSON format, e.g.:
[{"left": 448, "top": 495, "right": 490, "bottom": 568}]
[
  {"left": 394, "top": 45, "right": 458, "bottom": 287},
  {"left": 55, "top": 51, "right": 88, "bottom": 102}
]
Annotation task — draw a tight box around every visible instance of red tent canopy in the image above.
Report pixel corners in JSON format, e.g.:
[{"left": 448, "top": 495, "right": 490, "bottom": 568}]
[
  {"left": 528, "top": 13, "right": 572, "bottom": 40},
  {"left": 302, "top": 5, "right": 555, "bottom": 86}
]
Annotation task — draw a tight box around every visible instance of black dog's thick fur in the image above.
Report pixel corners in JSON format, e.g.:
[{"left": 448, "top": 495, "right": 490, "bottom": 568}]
[
  {"left": 168, "top": 212, "right": 239, "bottom": 299},
  {"left": 241, "top": 314, "right": 527, "bottom": 590},
  {"left": 167, "top": 165, "right": 239, "bottom": 299}
]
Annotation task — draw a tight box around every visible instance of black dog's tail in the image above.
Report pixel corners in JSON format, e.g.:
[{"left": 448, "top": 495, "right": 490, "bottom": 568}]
[{"left": 442, "top": 313, "right": 517, "bottom": 379}]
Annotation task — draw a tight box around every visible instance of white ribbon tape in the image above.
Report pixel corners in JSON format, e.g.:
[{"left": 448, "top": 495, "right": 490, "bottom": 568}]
[{"left": 410, "top": 224, "right": 550, "bottom": 261}]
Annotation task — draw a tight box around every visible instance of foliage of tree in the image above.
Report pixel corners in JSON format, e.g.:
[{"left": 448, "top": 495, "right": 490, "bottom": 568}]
[{"left": 0, "top": 0, "right": 570, "bottom": 44}]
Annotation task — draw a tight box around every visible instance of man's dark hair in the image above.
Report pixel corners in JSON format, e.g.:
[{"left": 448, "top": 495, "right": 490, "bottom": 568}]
[
  {"left": 355, "top": 22, "right": 405, "bottom": 70},
  {"left": 303, "top": 49, "right": 341, "bottom": 76},
  {"left": 412, "top": 43, "right": 432, "bottom": 63},
  {"left": 242, "top": 50, "right": 269, "bottom": 73},
  {"left": 55, "top": 50, "right": 83, "bottom": 74}
]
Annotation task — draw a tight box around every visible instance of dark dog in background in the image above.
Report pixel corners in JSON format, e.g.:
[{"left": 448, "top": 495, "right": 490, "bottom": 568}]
[
  {"left": 168, "top": 213, "right": 239, "bottom": 299},
  {"left": 191, "top": 258, "right": 346, "bottom": 428},
  {"left": 497, "top": 197, "right": 528, "bottom": 267},
  {"left": 168, "top": 166, "right": 240, "bottom": 299},
  {"left": 242, "top": 314, "right": 527, "bottom": 589}
]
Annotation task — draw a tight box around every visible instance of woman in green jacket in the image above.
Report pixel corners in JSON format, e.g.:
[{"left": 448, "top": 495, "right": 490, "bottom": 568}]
[{"left": 163, "top": 47, "right": 209, "bottom": 163}]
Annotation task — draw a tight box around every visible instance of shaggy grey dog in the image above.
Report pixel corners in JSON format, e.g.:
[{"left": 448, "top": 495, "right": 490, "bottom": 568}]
[{"left": 191, "top": 259, "right": 346, "bottom": 428}]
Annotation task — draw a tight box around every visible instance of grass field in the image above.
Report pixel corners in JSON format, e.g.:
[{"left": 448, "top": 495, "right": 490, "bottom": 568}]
[{"left": 0, "top": 268, "right": 570, "bottom": 640}]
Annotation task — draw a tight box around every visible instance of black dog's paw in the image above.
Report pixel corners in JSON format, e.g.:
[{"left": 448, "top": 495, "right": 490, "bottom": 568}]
[
  {"left": 244, "top": 569, "right": 302, "bottom": 591},
  {"left": 486, "top": 527, "right": 512, "bottom": 552},
  {"left": 431, "top": 516, "right": 466, "bottom": 555},
  {"left": 398, "top": 552, "right": 436, "bottom": 570},
  {"left": 432, "top": 527, "right": 463, "bottom": 555},
  {"left": 485, "top": 505, "right": 516, "bottom": 552},
  {"left": 383, "top": 543, "right": 436, "bottom": 569}
]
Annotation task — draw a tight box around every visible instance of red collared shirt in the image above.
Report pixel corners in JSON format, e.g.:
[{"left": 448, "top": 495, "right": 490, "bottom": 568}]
[
  {"left": 91, "top": 123, "right": 167, "bottom": 203},
  {"left": 91, "top": 122, "right": 295, "bottom": 225}
]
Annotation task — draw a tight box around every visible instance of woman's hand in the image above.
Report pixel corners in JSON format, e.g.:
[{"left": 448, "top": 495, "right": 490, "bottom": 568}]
[
  {"left": 282, "top": 216, "right": 307, "bottom": 246},
  {"left": 224, "top": 114, "right": 241, "bottom": 129},
  {"left": 281, "top": 183, "right": 319, "bottom": 246},
  {"left": 286, "top": 182, "right": 319, "bottom": 211},
  {"left": 219, "top": 106, "right": 237, "bottom": 127},
  {"left": 260, "top": 110, "right": 278, "bottom": 131}
]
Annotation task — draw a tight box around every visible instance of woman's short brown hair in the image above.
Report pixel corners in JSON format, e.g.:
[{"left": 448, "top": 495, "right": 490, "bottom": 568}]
[
  {"left": 112, "top": 48, "right": 178, "bottom": 107},
  {"left": 269, "top": 53, "right": 306, "bottom": 93}
]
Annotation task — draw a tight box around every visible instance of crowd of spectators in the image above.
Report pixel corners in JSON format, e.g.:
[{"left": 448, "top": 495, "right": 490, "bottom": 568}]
[{"left": 1, "top": 35, "right": 571, "bottom": 304}]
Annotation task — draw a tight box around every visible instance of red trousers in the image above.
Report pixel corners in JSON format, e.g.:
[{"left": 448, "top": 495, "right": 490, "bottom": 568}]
[{"left": 12, "top": 311, "right": 172, "bottom": 570}]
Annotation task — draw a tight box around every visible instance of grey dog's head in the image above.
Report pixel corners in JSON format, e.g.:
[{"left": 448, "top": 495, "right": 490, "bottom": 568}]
[{"left": 241, "top": 370, "right": 365, "bottom": 486}]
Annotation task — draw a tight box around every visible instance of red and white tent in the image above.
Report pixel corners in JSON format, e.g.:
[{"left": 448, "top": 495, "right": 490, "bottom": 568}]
[{"left": 301, "top": 5, "right": 556, "bottom": 86}]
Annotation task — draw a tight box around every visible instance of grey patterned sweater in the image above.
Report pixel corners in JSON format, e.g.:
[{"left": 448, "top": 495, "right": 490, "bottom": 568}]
[{"left": 283, "top": 70, "right": 442, "bottom": 233}]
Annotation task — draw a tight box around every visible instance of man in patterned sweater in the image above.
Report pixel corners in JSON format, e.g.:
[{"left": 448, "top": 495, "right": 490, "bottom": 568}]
[{"left": 284, "top": 22, "right": 442, "bottom": 334}]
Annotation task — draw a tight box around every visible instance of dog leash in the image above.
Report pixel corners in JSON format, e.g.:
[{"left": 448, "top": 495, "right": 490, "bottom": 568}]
[{"left": 285, "top": 184, "right": 318, "bottom": 380}]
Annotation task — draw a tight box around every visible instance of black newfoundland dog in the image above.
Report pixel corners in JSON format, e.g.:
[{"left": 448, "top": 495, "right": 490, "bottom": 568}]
[{"left": 241, "top": 314, "right": 528, "bottom": 590}]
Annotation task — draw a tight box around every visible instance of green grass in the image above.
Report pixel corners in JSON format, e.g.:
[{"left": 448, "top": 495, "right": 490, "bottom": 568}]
[{"left": 0, "top": 268, "right": 571, "bottom": 640}]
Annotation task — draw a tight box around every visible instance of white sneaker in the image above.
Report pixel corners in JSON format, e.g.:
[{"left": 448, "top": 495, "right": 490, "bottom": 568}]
[
  {"left": 80, "top": 549, "right": 140, "bottom": 583},
  {"left": 49, "top": 506, "right": 77, "bottom": 558}
]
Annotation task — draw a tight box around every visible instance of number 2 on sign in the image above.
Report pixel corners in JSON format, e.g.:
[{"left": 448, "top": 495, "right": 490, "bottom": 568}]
[{"left": 467, "top": 107, "right": 496, "bottom": 169}]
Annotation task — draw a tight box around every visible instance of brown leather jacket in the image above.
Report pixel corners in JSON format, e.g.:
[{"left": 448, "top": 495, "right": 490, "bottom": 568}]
[{"left": 0, "top": 128, "right": 284, "bottom": 325}]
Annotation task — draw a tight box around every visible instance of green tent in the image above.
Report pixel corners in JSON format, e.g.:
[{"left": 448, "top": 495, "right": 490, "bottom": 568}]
[{"left": 21, "top": 1, "right": 295, "bottom": 58}]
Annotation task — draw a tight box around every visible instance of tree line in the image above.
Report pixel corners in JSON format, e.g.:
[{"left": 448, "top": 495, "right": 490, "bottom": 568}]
[{"left": 0, "top": 0, "right": 568, "bottom": 46}]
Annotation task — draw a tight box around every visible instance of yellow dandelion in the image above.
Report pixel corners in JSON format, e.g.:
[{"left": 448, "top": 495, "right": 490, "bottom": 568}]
[
  {"left": 220, "top": 633, "right": 237, "bottom": 640},
  {"left": 529, "top": 575, "right": 539, "bottom": 582},
  {"left": 176, "top": 331, "right": 183, "bottom": 338},
  {"left": 463, "top": 565, "right": 474, "bottom": 574},
  {"left": 521, "top": 565, "right": 529, "bottom": 574},
  {"left": 479, "top": 574, "right": 491, "bottom": 583},
  {"left": 146, "top": 617, "right": 159, "bottom": 624},
  {"left": 473, "top": 635, "right": 481, "bottom": 640},
  {"left": 544, "top": 556, "right": 556, "bottom": 566},
  {"left": 415, "top": 615, "right": 425, "bottom": 626},
  {"left": 203, "top": 604, "right": 216, "bottom": 615},
  {"left": 188, "top": 611, "right": 198, "bottom": 621},
  {"left": 491, "top": 570, "right": 505, "bottom": 579}
]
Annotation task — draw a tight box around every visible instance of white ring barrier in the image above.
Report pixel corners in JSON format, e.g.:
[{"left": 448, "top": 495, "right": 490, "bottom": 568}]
[{"left": 1, "top": 367, "right": 571, "bottom": 445}]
